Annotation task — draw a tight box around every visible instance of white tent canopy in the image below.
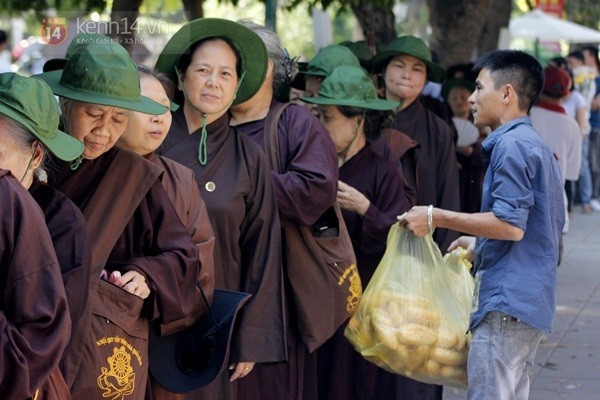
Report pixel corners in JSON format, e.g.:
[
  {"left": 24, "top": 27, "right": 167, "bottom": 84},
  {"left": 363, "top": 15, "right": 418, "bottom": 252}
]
[{"left": 509, "top": 8, "right": 600, "bottom": 43}]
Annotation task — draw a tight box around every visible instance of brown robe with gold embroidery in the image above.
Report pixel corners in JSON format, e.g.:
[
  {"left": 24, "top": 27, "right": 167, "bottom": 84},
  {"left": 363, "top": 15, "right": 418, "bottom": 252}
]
[{"left": 48, "top": 147, "right": 203, "bottom": 399}]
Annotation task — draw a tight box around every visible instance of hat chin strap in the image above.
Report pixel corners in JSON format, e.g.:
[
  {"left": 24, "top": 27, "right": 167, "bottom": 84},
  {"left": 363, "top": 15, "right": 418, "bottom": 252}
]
[
  {"left": 70, "top": 156, "right": 83, "bottom": 170},
  {"left": 176, "top": 68, "right": 246, "bottom": 166}
]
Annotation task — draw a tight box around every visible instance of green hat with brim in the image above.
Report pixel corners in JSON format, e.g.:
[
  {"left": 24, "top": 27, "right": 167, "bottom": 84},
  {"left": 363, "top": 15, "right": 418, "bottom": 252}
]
[
  {"left": 0, "top": 73, "right": 83, "bottom": 161},
  {"left": 36, "top": 42, "right": 167, "bottom": 115},
  {"left": 155, "top": 18, "right": 268, "bottom": 106},
  {"left": 300, "top": 45, "right": 361, "bottom": 78},
  {"left": 339, "top": 40, "right": 381, "bottom": 70},
  {"left": 369, "top": 36, "right": 445, "bottom": 83},
  {"left": 300, "top": 65, "right": 399, "bottom": 111},
  {"left": 441, "top": 78, "right": 476, "bottom": 102}
]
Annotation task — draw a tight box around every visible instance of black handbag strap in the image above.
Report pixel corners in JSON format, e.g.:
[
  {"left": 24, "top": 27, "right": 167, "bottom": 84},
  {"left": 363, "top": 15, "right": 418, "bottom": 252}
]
[{"left": 263, "top": 101, "right": 293, "bottom": 174}]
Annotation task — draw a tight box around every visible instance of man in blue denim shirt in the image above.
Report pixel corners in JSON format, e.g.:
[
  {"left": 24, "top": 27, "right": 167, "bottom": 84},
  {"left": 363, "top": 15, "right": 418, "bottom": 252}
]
[{"left": 402, "top": 50, "right": 565, "bottom": 400}]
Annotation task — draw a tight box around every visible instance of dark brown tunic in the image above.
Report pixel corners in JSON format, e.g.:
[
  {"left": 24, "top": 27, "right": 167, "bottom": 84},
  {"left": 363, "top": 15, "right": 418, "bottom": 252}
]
[
  {"left": 239, "top": 101, "right": 338, "bottom": 224},
  {"left": 149, "top": 153, "right": 215, "bottom": 303},
  {"left": 50, "top": 147, "right": 203, "bottom": 333},
  {"left": 371, "top": 129, "right": 419, "bottom": 207},
  {"left": 29, "top": 181, "right": 92, "bottom": 385},
  {"left": 456, "top": 142, "right": 485, "bottom": 214},
  {"left": 235, "top": 101, "right": 339, "bottom": 400},
  {"left": 0, "top": 169, "right": 71, "bottom": 399},
  {"left": 391, "top": 98, "right": 461, "bottom": 252},
  {"left": 159, "top": 111, "right": 285, "bottom": 400},
  {"left": 316, "top": 146, "right": 441, "bottom": 400},
  {"left": 146, "top": 153, "right": 216, "bottom": 400},
  {"left": 338, "top": 145, "right": 410, "bottom": 281}
]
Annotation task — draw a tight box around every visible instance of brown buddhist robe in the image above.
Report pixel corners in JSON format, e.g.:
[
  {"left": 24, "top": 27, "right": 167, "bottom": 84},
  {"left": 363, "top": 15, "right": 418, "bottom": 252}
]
[
  {"left": 0, "top": 169, "right": 71, "bottom": 399},
  {"left": 145, "top": 153, "right": 216, "bottom": 400},
  {"left": 456, "top": 141, "right": 485, "bottom": 214},
  {"left": 235, "top": 101, "right": 338, "bottom": 400},
  {"left": 371, "top": 128, "right": 419, "bottom": 207},
  {"left": 29, "top": 181, "right": 92, "bottom": 387},
  {"left": 159, "top": 111, "right": 285, "bottom": 400},
  {"left": 391, "top": 97, "right": 461, "bottom": 252},
  {"left": 316, "top": 145, "right": 439, "bottom": 400},
  {"left": 48, "top": 147, "right": 204, "bottom": 399},
  {"left": 148, "top": 153, "right": 215, "bottom": 303}
]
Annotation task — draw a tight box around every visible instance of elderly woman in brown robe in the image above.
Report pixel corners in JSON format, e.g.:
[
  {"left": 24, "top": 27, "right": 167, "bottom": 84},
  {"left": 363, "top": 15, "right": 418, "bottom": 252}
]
[
  {"left": 370, "top": 35, "right": 461, "bottom": 256},
  {"left": 0, "top": 72, "right": 84, "bottom": 399},
  {"left": 36, "top": 40, "right": 205, "bottom": 400},
  {"left": 228, "top": 21, "right": 338, "bottom": 400},
  {"left": 301, "top": 65, "right": 412, "bottom": 400},
  {"left": 155, "top": 18, "right": 285, "bottom": 400},
  {"left": 117, "top": 65, "right": 216, "bottom": 400}
]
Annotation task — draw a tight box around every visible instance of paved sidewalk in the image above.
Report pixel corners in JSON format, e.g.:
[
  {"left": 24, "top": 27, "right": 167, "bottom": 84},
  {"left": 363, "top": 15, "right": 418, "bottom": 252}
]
[{"left": 444, "top": 207, "right": 600, "bottom": 400}]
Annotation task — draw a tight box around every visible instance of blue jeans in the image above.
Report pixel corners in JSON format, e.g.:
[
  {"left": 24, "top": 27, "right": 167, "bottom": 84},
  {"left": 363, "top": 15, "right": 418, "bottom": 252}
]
[
  {"left": 590, "top": 128, "right": 600, "bottom": 198},
  {"left": 467, "top": 311, "right": 543, "bottom": 400},
  {"left": 575, "top": 135, "right": 593, "bottom": 204}
]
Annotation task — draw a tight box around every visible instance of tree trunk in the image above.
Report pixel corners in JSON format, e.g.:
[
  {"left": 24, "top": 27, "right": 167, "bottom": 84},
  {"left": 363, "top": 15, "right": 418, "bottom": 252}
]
[
  {"left": 425, "top": 0, "right": 494, "bottom": 68},
  {"left": 405, "top": 0, "right": 429, "bottom": 39},
  {"left": 109, "top": 0, "right": 143, "bottom": 53},
  {"left": 350, "top": 0, "right": 397, "bottom": 51},
  {"left": 182, "top": 0, "right": 204, "bottom": 21},
  {"left": 477, "top": 0, "right": 512, "bottom": 59}
]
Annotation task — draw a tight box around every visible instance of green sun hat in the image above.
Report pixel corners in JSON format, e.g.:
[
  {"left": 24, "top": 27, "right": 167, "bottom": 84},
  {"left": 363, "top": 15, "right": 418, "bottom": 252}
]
[
  {"left": 35, "top": 41, "right": 167, "bottom": 115},
  {"left": 339, "top": 40, "right": 381, "bottom": 70},
  {"left": 155, "top": 18, "right": 268, "bottom": 106},
  {"left": 369, "top": 35, "right": 445, "bottom": 83},
  {"left": 301, "top": 45, "right": 361, "bottom": 78},
  {"left": 42, "top": 33, "right": 112, "bottom": 73},
  {"left": 0, "top": 73, "right": 83, "bottom": 161},
  {"left": 300, "top": 66, "right": 399, "bottom": 111},
  {"left": 441, "top": 78, "right": 476, "bottom": 102}
]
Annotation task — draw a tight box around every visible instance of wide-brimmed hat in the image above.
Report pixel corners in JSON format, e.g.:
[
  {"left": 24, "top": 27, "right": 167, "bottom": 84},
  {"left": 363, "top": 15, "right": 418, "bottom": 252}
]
[
  {"left": 42, "top": 33, "right": 113, "bottom": 73},
  {"left": 0, "top": 72, "right": 83, "bottom": 161},
  {"left": 300, "top": 66, "right": 399, "bottom": 111},
  {"left": 339, "top": 40, "right": 381, "bottom": 70},
  {"left": 291, "top": 45, "right": 362, "bottom": 91},
  {"left": 301, "top": 45, "right": 361, "bottom": 78},
  {"left": 155, "top": 18, "right": 268, "bottom": 106},
  {"left": 35, "top": 42, "right": 167, "bottom": 115},
  {"left": 441, "top": 78, "right": 476, "bottom": 102},
  {"left": 149, "top": 289, "right": 252, "bottom": 393},
  {"left": 369, "top": 36, "right": 445, "bottom": 83}
]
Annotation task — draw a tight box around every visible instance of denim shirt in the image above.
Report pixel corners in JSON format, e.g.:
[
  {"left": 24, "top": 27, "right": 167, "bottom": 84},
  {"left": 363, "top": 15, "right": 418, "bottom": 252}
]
[{"left": 471, "top": 116, "right": 565, "bottom": 333}]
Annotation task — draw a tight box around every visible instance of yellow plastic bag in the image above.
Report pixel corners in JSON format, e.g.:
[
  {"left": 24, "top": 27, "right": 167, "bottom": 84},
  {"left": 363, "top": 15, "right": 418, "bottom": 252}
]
[{"left": 344, "top": 223, "right": 474, "bottom": 388}]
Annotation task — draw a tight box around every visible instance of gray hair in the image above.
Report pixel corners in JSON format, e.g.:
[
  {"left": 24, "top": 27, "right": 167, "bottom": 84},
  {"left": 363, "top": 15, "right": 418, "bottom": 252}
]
[
  {"left": 0, "top": 114, "right": 48, "bottom": 181},
  {"left": 58, "top": 97, "right": 76, "bottom": 126},
  {"left": 237, "top": 20, "right": 298, "bottom": 94}
]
